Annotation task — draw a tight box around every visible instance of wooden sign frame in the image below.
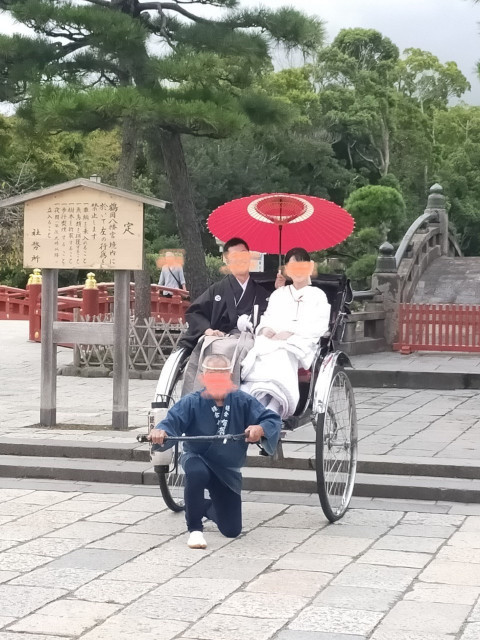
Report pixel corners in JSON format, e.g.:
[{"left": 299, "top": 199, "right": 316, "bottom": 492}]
[{"left": 0, "top": 178, "right": 167, "bottom": 430}]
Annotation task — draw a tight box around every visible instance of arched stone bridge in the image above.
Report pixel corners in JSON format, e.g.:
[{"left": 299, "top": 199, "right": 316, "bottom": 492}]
[{"left": 343, "top": 184, "right": 476, "bottom": 354}]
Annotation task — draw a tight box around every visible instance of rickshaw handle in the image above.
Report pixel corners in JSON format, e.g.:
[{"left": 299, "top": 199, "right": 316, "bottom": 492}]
[{"left": 136, "top": 433, "right": 247, "bottom": 444}]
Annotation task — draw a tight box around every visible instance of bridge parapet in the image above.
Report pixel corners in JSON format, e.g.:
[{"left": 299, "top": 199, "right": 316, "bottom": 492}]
[
  {"left": 366, "top": 184, "right": 463, "bottom": 349},
  {"left": 330, "top": 185, "right": 464, "bottom": 354},
  {"left": 395, "top": 185, "right": 461, "bottom": 303}
]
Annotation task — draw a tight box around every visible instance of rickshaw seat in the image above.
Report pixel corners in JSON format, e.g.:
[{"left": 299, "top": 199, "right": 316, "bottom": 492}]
[
  {"left": 298, "top": 368, "right": 311, "bottom": 383},
  {"left": 297, "top": 328, "right": 330, "bottom": 384}
]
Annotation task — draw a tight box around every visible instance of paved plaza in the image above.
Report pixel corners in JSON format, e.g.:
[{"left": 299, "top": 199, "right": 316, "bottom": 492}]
[
  {"left": 0, "top": 478, "right": 479, "bottom": 640},
  {"left": 0, "top": 321, "right": 150, "bottom": 435},
  {"left": 1, "top": 320, "right": 480, "bottom": 637},
  {"left": 1, "top": 321, "right": 480, "bottom": 465}
]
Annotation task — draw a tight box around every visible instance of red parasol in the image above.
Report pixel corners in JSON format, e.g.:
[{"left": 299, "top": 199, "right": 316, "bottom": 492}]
[{"left": 207, "top": 193, "right": 354, "bottom": 266}]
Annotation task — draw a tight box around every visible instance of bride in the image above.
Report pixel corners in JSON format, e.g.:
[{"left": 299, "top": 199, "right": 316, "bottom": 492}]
[{"left": 241, "top": 247, "right": 331, "bottom": 418}]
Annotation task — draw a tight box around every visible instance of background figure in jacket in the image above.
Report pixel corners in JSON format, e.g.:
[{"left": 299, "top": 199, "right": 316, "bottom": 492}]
[{"left": 158, "top": 251, "right": 186, "bottom": 296}]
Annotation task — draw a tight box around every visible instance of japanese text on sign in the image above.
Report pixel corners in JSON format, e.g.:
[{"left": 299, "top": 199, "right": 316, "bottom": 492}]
[{"left": 23, "top": 188, "right": 144, "bottom": 270}]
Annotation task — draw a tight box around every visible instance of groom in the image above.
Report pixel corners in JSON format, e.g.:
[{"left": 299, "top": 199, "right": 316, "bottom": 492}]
[{"left": 178, "top": 237, "right": 271, "bottom": 353}]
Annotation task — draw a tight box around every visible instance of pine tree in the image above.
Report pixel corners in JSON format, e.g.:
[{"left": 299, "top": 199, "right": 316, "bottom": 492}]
[{"left": 0, "top": 0, "right": 324, "bottom": 300}]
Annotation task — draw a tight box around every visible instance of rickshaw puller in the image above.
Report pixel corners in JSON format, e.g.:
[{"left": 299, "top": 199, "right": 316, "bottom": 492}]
[{"left": 150, "top": 354, "right": 281, "bottom": 549}]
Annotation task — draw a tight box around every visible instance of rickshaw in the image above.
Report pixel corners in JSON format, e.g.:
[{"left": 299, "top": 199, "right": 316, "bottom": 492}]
[{"left": 140, "top": 270, "right": 357, "bottom": 523}]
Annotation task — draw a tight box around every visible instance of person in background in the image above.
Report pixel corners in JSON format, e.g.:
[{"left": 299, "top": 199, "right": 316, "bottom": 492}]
[
  {"left": 149, "top": 354, "right": 281, "bottom": 549},
  {"left": 158, "top": 251, "right": 186, "bottom": 296}
]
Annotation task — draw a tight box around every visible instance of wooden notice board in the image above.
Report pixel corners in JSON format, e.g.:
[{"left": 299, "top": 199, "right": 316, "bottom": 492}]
[{"left": 23, "top": 186, "right": 143, "bottom": 270}]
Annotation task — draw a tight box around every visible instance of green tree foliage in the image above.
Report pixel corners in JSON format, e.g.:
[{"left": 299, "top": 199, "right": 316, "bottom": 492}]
[
  {"left": 0, "top": 115, "right": 122, "bottom": 285},
  {"left": 316, "top": 226, "right": 383, "bottom": 289},
  {"left": 0, "top": 0, "right": 325, "bottom": 298},
  {"left": 397, "top": 48, "right": 470, "bottom": 113},
  {"left": 313, "top": 32, "right": 469, "bottom": 211},
  {"left": 345, "top": 253, "right": 377, "bottom": 290},
  {"left": 344, "top": 185, "right": 406, "bottom": 241},
  {"left": 1, "top": 17, "right": 478, "bottom": 294},
  {"left": 434, "top": 105, "right": 480, "bottom": 255},
  {"left": 314, "top": 29, "right": 400, "bottom": 178},
  {"left": 332, "top": 28, "right": 399, "bottom": 71}
]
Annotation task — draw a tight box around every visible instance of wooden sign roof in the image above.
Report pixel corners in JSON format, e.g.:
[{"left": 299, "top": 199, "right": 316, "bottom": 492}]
[{"left": 0, "top": 178, "right": 168, "bottom": 209}]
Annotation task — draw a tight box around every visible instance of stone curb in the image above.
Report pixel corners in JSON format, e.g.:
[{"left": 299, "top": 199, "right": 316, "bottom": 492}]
[
  {"left": 0, "top": 438, "right": 150, "bottom": 463},
  {"left": 349, "top": 368, "right": 480, "bottom": 389},
  {"left": 0, "top": 454, "right": 154, "bottom": 485},
  {"left": 2, "top": 453, "right": 480, "bottom": 503},
  {"left": 353, "top": 472, "right": 480, "bottom": 503},
  {"left": 2, "top": 438, "right": 480, "bottom": 480}
]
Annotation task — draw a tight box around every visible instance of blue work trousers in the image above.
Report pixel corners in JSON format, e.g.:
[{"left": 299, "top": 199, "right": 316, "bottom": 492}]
[{"left": 183, "top": 456, "right": 242, "bottom": 538}]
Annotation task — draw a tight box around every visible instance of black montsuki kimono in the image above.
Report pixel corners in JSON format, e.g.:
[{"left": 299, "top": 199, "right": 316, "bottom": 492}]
[{"left": 178, "top": 274, "right": 270, "bottom": 352}]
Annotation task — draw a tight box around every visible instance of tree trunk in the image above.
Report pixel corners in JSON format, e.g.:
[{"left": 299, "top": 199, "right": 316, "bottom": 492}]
[
  {"left": 152, "top": 128, "right": 208, "bottom": 300},
  {"left": 347, "top": 141, "right": 354, "bottom": 169},
  {"left": 381, "top": 118, "right": 390, "bottom": 177},
  {"left": 116, "top": 116, "right": 151, "bottom": 324},
  {"left": 117, "top": 116, "right": 137, "bottom": 191}
]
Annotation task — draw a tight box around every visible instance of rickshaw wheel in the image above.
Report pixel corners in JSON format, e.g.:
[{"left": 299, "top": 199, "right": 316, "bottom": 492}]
[
  {"left": 157, "top": 443, "right": 185, "bottom": 512},
  {"left": 154, "top": 367, "right": 185, "bottom": 512},
  {"left": 314, "top": 366, "right": 357, "bottom": 522}
]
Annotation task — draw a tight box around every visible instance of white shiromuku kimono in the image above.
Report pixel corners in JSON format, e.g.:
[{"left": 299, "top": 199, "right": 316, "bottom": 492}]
[{"left": 241, "top": 284, "right": 331, "bottom": 418}]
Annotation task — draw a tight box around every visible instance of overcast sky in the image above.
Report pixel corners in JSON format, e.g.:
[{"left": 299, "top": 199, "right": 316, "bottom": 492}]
[
  {"left": 2, "top": 0, "right": 480, "bottom": 102},
  {"left": 263, "top": 0, "right": 480, "bottom": 103}
]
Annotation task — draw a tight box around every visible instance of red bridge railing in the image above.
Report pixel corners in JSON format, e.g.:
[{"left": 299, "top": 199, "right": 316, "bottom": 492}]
[
  {"left": 0, "top": 282, "right": 190, "bottom": 342},
  {"left": 0, "top": 286, "right": 31, "bottom": 320},
  {"left": 394, "top": 303, "right": 480, "bottom": 354}
]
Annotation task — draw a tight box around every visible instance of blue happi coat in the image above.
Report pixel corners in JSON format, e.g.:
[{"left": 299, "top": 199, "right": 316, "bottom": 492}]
[{"left": 153, "top": 389, "right": 281, "bottom": 494}]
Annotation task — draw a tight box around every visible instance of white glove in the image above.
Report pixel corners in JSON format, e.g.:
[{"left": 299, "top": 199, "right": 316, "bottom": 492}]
[{"left": 237, "top": 314, "right": 253, "bottom": 333}]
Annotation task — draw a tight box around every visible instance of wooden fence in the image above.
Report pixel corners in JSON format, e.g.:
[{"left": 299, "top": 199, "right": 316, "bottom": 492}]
[
  {"left": 394, "top": 303, "right": 480, "bottom": 353},
  {"left": 72, "top": 315, "right": 186, "bottom": 373}
]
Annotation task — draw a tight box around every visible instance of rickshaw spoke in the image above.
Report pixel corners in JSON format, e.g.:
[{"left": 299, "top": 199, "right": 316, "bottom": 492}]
[
  {"left": 155, "top": 369, "right": 186, "bottom": 512},
  {"left": 315, "top": 366, "right": 358, "bottom": 522}
]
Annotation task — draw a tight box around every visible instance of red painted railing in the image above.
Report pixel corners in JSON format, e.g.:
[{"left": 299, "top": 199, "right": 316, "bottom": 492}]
[
  {"left": 0, "top": 282, "right": 190, "bottom": 341},
  {"left": 394, "top": 303, "right": 480, "bottom": 353},
  {"left": 150, "top": 285, "right": 189, "bottom": 323},
  {"left": 0, "top": 286, "right": 31, "bottom": 320}
]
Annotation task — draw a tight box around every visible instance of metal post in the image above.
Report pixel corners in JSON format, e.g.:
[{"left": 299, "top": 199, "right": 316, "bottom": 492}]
[
  {"left": 40, "top": 269, "right": 58, "bottom": 426},
  {"left": 112, "top": 270, "right": 130, "bottom": 429}
]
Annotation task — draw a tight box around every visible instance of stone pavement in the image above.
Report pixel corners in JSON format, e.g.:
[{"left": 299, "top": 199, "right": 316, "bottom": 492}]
[
  {"left": 0, "top": 321, "right": 150, "bottom": 435},
  {"left": 353, "top": 351, "right": 480, "bottom": 374},
  {"left": 2, "top": 321, "right": 480, "bottom": 466},
  {"left": 349, "top": 351, "right": 480, "bottom": 391},
  {"left": 0, "top": 478, "right": 479, "bottom": 640}
]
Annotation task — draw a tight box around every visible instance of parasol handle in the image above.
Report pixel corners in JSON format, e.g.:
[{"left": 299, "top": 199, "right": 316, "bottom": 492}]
[{"left": 278, "top": 224, "right": 283, "bottom": 270}]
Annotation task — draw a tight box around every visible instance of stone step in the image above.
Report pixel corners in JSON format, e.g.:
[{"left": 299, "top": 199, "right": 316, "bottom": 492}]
[
  {"left": 2, "top": 438, "right": 480, "bottom": 480},
  {"left": 0, "top": 454, "right": 152, "bottom": 485},
  {"left": 243, "top": 469, "right": 480, "bottom": 503},
  {"left": 341, "top": 338, "right": 387, "bottom": 356},
  {"left": 250, "top": 451, "right": 480, "bottom": 480},
  {"left": 0, "top": 438, "right": 150, "bottom": 463},
  {"left": 1, "top": 454, "right": 480, "bottom": 503},
  {"left": 348, "top": 368, "right": 480, "bottom": 390}
]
